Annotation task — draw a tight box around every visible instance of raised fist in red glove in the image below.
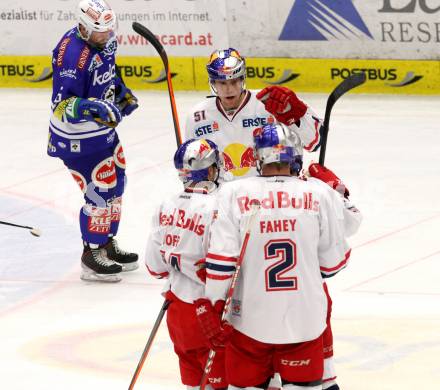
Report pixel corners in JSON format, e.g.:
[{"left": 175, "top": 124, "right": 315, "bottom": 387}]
[
  {"left": 309, "top": 162, "right": 350, "bottom": 198},
  {"left": 256, "top": 86, "right": 307, "bottom": 125},
  {"left": 194, "top": 298, "right": 233, "bottom": 349}
]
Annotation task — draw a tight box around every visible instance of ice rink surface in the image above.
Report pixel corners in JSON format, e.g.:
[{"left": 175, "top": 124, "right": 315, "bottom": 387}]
[{"left": 1, "top": 88, "right": 439, "bottom": 390}]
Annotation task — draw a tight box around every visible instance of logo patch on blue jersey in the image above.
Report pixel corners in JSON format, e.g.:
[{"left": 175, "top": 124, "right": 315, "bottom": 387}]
[
  {"left": 88, "top": 54, "right": 103, "bottom": 72},
  {"left": 101, "top": 38, "right": 117, "bottom": 58},
  {"left": 93, "top": 64, "right": 116, "bottom": 86},
  {"left": 106, "top": 132, "right": 116, "bottom": 144},
  {"left": 279, "top": 0, "right": 373, "bottom": 41},
  {"left": 70, "top": 140, "right": 81, "bottom": 153},
  {"left": 60, "top": 68, "right": 77, "bottom": 79}
]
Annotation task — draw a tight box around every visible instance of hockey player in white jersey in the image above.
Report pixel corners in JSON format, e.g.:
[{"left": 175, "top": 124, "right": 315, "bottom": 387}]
[
  {"left": 184, "top": 48, "right": 322, "bottom": 181},
  {"left": 194, "top": 123, "right": 361, "bottom": 390},
  {"left": 304, "top": 163, "right": 361, "bottom": 390},
  {"left": 145, "top": 139, "right": 228, "bottom": 390}
]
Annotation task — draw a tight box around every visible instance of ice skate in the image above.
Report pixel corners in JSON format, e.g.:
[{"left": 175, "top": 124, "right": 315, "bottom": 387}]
[
  {"left": 103, "top": 237, "right": 139, "bottom": 272},
  {"left": 81, "top": 246, "right": 122, "bottom": 283}
]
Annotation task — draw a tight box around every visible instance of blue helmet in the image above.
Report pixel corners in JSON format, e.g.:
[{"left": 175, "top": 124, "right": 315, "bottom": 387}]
[
  {"left": 206, "top": 48, "right": 246, "bottom": 81},
  {"left": 174, "top": 139, "right": 220, "bottom": 183},
  {"left": 253, "top": 123, "right": 303, "bottom": 174}
]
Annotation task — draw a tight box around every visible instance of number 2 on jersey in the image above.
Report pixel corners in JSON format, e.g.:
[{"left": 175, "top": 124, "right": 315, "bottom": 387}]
[{"left": 264, "top": 239, "right": 298, "bottom": 291}]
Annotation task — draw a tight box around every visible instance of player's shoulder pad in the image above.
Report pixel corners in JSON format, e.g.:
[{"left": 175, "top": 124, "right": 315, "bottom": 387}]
[
  {"left": 250, "top": 90, "right": 266, "bottom": 106},
  {"left": 307, "top": 177, "right": 344, "bottom": 205},
  {"left": 190, "top": 97, "right": 217, "bottom": 113},
  {"left": 53, "top": 28, "right": 91, "bottom": 72},
  {"left": 217, "top": 179, "right": 244, "bottom": 197},
  {"left": 305, "top": 176, "right": 332, "bottom": 193}
]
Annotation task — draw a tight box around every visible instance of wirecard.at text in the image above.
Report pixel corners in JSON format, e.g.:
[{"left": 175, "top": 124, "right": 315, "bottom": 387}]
[{"left": 116, "top": 32, "right": 213, "bottom": 47}]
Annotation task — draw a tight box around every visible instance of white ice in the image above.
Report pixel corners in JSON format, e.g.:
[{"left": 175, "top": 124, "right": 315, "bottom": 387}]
[{"left": 0, "top": 89, "right": 439, "bottom": 390}]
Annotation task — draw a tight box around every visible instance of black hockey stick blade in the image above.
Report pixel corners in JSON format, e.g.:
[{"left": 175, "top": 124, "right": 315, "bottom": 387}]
[
  {"left": 132, "top": 22, "right": 168, "bottom": 69},
  {"left": 319, "top": 72, "right": 366, "bottom": 165},
  {"left": 0, "top": 220, "right": 41, "bottom": 237},
  {"left": 132, "top": 22, "right": 182, "bottom": 146}
]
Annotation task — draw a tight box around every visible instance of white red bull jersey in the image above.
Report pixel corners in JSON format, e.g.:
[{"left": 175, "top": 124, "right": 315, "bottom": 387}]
[
  {"left": 145, "top": 184, "right": 218, "bottom": 304},
  {"left": 184, "top": 90, "right": 321, "bottom": 181},
  {"left": 205, "top": 176, "right": 358, "bottom": 344},
  {"left": 307, "top": 177, "right": 362, "bottom": 237}
]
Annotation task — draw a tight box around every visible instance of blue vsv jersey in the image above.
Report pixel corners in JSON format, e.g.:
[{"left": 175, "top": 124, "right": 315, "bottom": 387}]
[{"left": 48, "top": 27, "right": 121, "bottom": 158}]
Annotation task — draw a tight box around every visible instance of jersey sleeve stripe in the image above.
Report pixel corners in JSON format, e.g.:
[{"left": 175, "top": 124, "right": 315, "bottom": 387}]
[
  {"left": 206, "top": 262, "right": 236, "bottom": 272},
  {"left": 206, "top": 273, "right": 232, "bottom": 280},
  {"left": 320, "top": 249, "right": 351, "bottom": 275},
  {"left": 207, "top": 252, "right": 237, "bottom": 262},
  {"left": 321, "top": 263, "right": 347, "bottom": 278},
  {"left": 146, "top": 265, "right": 169, "bottom": 279},
  {"left": 304, "top": 116, "right": 321, "bottom": 151}
]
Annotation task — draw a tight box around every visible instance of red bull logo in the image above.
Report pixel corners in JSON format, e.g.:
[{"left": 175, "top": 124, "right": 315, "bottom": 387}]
[
  {"left": 222, "top": 143, "right": 256, "bottom": 177},
  {"left": 198, "top": 139, "right": 211, "bottom": 157}
]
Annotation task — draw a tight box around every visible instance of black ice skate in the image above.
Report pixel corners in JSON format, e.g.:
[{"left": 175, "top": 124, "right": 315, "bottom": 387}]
[
  {"left": 81, "top": 246, "right": 122, "bottom": 283},
  {"left": 103, "top": 238, "right": 139, "bottom": 272}
]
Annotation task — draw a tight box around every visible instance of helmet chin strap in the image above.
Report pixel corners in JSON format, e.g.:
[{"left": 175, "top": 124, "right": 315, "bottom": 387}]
[
  {"left": 257, "top": 161, "right": 262, "bottom": 175},
  {"left": 213, "top": 164, "right": 220, "bottom": 186},
  {"left": 77, "top": 24, "right": 91, "bottom": 41},
  {"left": 209, "top": 80, "right": 218, "bottom": 95}
]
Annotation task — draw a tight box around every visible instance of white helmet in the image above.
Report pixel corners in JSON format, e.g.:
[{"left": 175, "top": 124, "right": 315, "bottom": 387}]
[{"left": 77, "top": 0, "right": 116, "bottom": 40}]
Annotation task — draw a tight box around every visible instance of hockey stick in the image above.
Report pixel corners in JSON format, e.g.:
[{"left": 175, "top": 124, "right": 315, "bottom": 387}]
[
  {"left": 0, "top": 220, "right": 41, "bottom": 237},
  {"left": 128, "top": 299, "right": 171, "bottom": 390},
  {"left": 319, "top": 72, "right": 366, "bottom": 165},
  {"left": 132, "top": 22, "right": 182, "bottom": 146},
  {"left": 200, "top": 202, "right": 261, "bottom": 390}
]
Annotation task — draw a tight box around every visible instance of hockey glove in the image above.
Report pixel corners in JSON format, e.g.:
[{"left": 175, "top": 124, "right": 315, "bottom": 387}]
[
  {"left": 115, "top": 83, "right": 139, "bottom": 117},
  {"left": 256, "top": 86, "right": 307, "bottom": 125},
  {"left": 76, "top": 98, "right": 122, "bottom": 128},
  {"left": 195, "top": 259, "right": 207, "bottom": 283},
  {"left": 195, "top": 298, "right": 233, "bottom": 349},
  {"left": 308, "top": 162, "right": 350, "bottom": 198}
]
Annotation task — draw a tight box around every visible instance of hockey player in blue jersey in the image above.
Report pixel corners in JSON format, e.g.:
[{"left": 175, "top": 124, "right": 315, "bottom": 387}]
[{"left": 47, "top": 0, "right": 139, "bottom": 282}]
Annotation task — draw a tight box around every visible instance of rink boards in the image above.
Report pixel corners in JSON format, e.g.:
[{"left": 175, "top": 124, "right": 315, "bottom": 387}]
[{"left": 0, "top": 55, "right": 439, "bottom": 94}]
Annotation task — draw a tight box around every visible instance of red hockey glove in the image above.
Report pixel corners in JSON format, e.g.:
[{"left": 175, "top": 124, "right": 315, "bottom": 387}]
[
  {"left": 195, "top": 259, "right": 207, "bottom": 283},
  {"left": 309, "top": 163, "right": 350, "bottom": 198},
  {"left": 194, "top": 298, "right": 233, "bottom": 349},
  {"left": 256, "top": 86, "right": 307, "bottom": 125}
]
